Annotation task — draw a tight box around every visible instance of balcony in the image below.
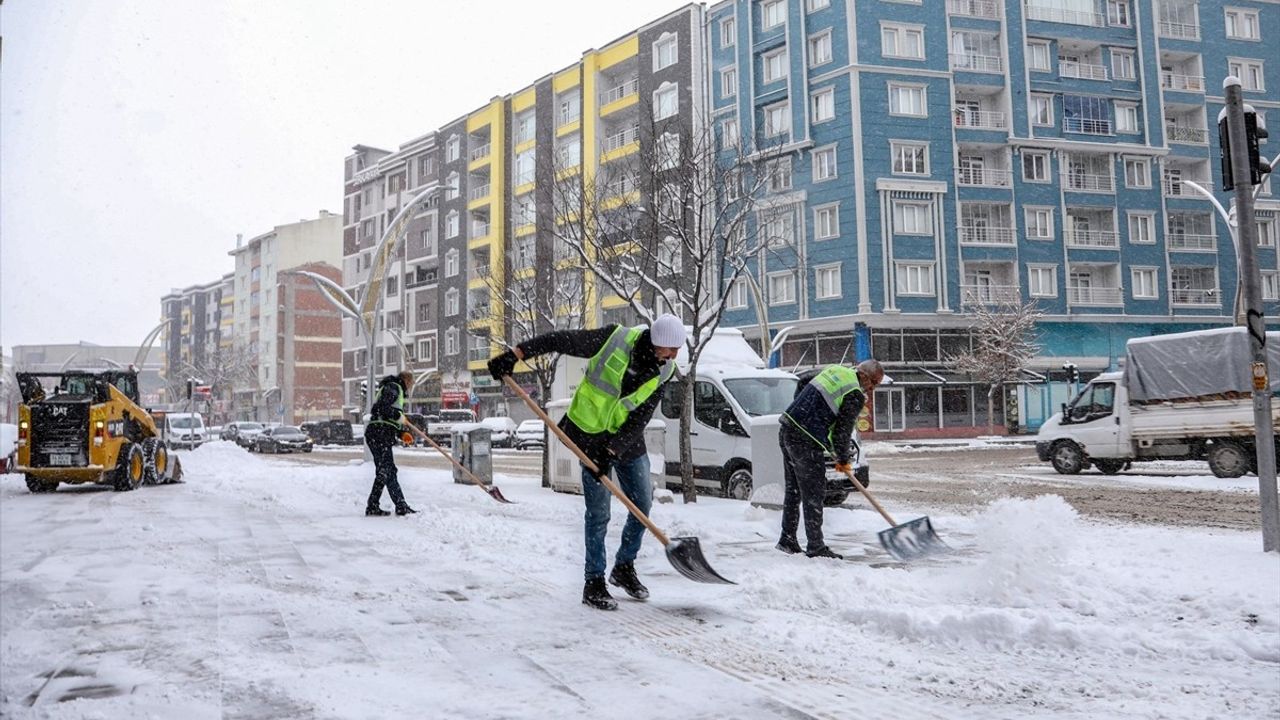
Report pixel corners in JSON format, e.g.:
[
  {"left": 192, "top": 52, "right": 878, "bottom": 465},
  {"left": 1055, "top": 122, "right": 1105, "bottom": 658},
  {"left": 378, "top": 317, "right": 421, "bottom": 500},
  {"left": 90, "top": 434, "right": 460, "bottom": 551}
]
[
  {"left": 1027, "top": 5, "right": 1104, "bottom": 26},
  {"left": 599, "top": 77, "right": 639, "bottom": 107},
  {"left": 606, "top": 176, "right": 638, "bottom": 197},
  {"left": 1163, "top": 175, "right": 1212, "bottom": 197},
  {"left": 1168, "top": 233, "right": 1216, "bottom": 251},
  {"left": 960, "top": 284, "right": 1020, "bottom": 305},
  {"left": 1066, "top": 229, "right": 1120, "bottom": 248},
  {"left": 1063, "top": 117, "right": 1112, "bottom": 135},
  {"left": 558, "top": 106, "right": 581, "bottom": 127},
  {"left": 959, "top": 225, "right": 1016, "bottom": 245},
  {"left": 467, "top": 346, "right": 491, "bottom": 362},
  {"left": 1158, "top": 21, "right": 1199, "bottom": 40},
  {"left": 467, "top": 305, "right": 492, "bottom": 321},
  {"left": 953, "top": 108, "right": 1007, "bottom": 130},
  {"left": 1171, "top": 288, "right": 1217, "bottom": 305},
  {"left": 950, "top": 53, "right": 1003, "bottom": 73},
  {"left": 1064, "top": 172, "right": 1114, "bottom": 192},
  {"left": 468, "top": 183, "right": 491, "bottom": 201},
  {"left": 469, "top": 143, "right": 491, "bottom": 163},
  {"left": 1067, "top": 286, "right": 1123, "bottom": 305},
  {"left": 1161, "top": 72, "right": 1204, "bottom": 92},
  {"left": 467, "top": 264, "right": 490, "bottom": 281},
  {"left": 1166, "top": 125, "right": 1208, "bottom": 144},
  {"left": 947, "top": 0, "right": 999, "bottom": 18},
  {"left": 1059, "top": 60, "right": 1108, "bottom": 81},
  {"left": 956, "top": 168, "right": 1012, "bottom": 188},
  {"left": 471, "top": 221, "right": 491, "bottom": 237},
  {"left": 602, "top": 125, "right": 640, "bottom": 154}
]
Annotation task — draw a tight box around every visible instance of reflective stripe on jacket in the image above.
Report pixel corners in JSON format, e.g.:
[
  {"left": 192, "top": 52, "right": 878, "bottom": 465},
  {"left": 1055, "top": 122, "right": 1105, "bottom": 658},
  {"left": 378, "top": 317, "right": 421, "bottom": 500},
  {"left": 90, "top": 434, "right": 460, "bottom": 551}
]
[
  {"left": 567, "top": 325, "right": 675, "bottom": 435},
  {"left": 782, "top": 365, "right": 862, "bottom": 453}
]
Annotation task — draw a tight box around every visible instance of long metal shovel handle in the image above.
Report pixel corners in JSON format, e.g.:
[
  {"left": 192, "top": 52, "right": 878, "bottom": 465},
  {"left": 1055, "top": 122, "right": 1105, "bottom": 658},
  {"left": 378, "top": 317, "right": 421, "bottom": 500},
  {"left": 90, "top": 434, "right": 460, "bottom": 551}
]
[
  {"left": 402, "top": 418, "right": 513, "bottom": 504},
  {"left": 841, "top": 467, "right": 899, "bottom": 528},
  {"left": 503, "top": 376, "right": 672, "bottom": 547}
]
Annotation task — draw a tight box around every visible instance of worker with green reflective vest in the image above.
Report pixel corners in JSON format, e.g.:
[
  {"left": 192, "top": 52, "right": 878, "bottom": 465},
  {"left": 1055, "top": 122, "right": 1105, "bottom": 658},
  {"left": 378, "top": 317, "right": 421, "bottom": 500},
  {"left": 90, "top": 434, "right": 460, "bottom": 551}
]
[
  {"left": 777, "top": 359, "right": 885, "bottom": 559},
  {"left": 364, "top": 371, "right": 418, "bottom": 517},
  {"left": 488, "top": 314, "right": 685, "bottom": 611}
]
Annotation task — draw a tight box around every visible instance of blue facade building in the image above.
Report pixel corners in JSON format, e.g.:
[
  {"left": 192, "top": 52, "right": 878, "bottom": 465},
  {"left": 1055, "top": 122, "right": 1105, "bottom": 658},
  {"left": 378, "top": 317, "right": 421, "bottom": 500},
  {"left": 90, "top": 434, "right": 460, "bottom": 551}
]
[{"left": 710, "top": 0, "right": 1279, "bottom": 434}]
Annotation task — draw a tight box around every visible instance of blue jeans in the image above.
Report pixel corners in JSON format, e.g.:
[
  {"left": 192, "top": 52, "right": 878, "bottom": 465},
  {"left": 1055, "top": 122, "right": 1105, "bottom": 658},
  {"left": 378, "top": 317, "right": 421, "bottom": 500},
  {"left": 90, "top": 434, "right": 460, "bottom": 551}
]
[{"left": 582, "top": 453, "right": 652, "bottom": 580}]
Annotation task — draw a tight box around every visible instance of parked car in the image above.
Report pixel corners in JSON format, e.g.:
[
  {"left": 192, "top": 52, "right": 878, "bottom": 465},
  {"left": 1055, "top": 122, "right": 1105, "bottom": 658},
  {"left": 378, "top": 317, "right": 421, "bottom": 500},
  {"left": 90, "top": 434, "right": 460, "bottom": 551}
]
[
  {"left": 251, "top": 426, "right": 314, "bottom": 454},
  {"left": 0, "top": 423, "right": 16, "bottom": 474},
  {"left": 301, "top": 419, "right": 355, "bottom": 445},
  {"left": 351, "top": 424, "right": 365, "bottom": 443},
  {"left": 479, "top": 416, "right": 518, "bottom": 448},
  {"left": 514, "top": 419, "right": 546, "bottom": 450},
  {"left": 227, "top": 421, "right": 266, "bottom": 448},
  {"left": 207, "top": 425, "right": 223, "bottom": 440},
  {"left": 164, "top": 412, "right": 207, "bottom": 449}
]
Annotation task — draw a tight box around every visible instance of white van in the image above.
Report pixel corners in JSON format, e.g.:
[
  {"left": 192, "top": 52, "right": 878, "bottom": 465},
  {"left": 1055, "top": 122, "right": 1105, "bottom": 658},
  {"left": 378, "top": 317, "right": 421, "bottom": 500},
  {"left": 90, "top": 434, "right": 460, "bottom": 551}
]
[{"left": 165, "top": 412, "right": 207, "bottom": 449}]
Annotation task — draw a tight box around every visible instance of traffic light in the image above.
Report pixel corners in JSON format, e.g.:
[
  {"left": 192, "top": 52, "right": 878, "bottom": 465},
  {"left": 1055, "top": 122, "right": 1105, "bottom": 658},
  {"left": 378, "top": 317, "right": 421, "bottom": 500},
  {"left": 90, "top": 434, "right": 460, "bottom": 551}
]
[
  {"left": 359, "top": 380, "right": 368, "bottom": 402},
  {"left": 186, "top": 379, "right": 194, "bottom": 400},
  {"left": 1220, "top": 106, "right": 1271, "bottom": 192},
  {"left": 1062, "top": 362, "right": 1080, "bottom": 385}
]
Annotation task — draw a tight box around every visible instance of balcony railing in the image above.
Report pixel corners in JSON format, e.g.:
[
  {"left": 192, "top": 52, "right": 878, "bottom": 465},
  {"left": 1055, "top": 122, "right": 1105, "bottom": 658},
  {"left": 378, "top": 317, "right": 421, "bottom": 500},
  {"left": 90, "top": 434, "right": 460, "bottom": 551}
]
[
  {"left": 956, "top": 168, "right": 1012, "bottom": 187},
  {"left": 467, "top": 305, "right": 492, "bottom": 321},
  {"left": 1063, "top": 117, "right": 1112, "bottom": 135},
  {"left": 1059, "top": 60, "right": 1108, "bottom": 81},
  {"left": 467, "top": 265, "right": 490, "bottom": 281},
  {"left": 602, "top": 125, "right": 640, "bottom": 153},
  {"left": 467, "top": 347, "right": 491, "bottom": 361},
  {"left": 947, "top": 0, "right": 999, "bottom": 18},
  {"left": 1167, "top": 125, "right": 1208, "bottom": 144},
  {"left": 1163, "top": 175, "right": 1211, "bottom": 197},
  {"left": 606, "top": 176, "right": 638, "bottom": 197},
  {"left": 961, "top": 284, "right": 1020, "bottom": 305},
  {"left": 1067, "top": 286, "right": 1123, "bottom": 305},
  {"left": 1027, "top": 5, "right": 1105, "bottom": 26},
  {"left": 1064, "top": 172, "right": 1115, "bottom": 192},
  {"left": 959, "top": 225, "right": 1016, "bottom": 245},
  {"left": 469, "top": 183, "right": 491, "bottom": 201},
  {"left": 471, "top": 221, "right": 490, "bottom": 237},
  {"left": 1158, "top": 21, "right": 1200, "bottom": 40},
  {"left": 469, "top": 143, "right": 490, "bottom": 162},
  {"left": 558, "top": 107, "right": 581, "bottom": 126},
  {"left": 953, "top": 108, "right": 1008, "bottom": 130},
  {"left": 950, "top": 53, "right": 1003, "bottom": 73},
  {"left": 599, "top": 77, "right": 639, "bottom": 106},
  {"left": 1168, "top": 233, "right": 1216, "bottom": 251},
  {"left": 1161, "top": 72, "right": 1205, "bottom": 92},
  {"left": 1171, "top": 288, "right": 1218, "bottom": 305},
  {"left": 1066, "top": 229, "right": 1120, "bottom": 248}
]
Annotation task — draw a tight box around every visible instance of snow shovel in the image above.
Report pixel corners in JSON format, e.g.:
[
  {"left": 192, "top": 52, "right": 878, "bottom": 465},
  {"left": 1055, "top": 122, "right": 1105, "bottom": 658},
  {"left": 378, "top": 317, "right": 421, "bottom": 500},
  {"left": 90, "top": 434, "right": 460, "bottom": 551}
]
[
  {"left": 839, "top": 451, "right": 948, "bottom": 561},
  {"left": 503, "top": 376, "right": 734, "bottom": 585},
  {"left": 402, "top": 418, "right": 513, "bottom": 504}
]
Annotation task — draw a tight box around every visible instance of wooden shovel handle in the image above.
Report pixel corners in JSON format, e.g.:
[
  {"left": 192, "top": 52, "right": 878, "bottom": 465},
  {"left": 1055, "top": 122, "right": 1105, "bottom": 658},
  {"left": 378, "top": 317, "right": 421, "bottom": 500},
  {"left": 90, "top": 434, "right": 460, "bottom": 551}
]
[
  {"left": 842, "top": 467, "right": 899, "bottom": 528},
  {"left": 503, "top": 376, "right": 671, "bottom": 546},
  {"left": 402, "top": 418, "right": 494, "bottom": 491}
]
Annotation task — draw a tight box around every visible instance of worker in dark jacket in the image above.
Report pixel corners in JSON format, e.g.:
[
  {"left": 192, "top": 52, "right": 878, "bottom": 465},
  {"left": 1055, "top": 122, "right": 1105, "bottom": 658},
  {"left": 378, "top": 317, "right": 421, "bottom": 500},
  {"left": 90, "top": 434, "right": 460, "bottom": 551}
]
[
  {"left": 488, "top": 314, "right": 685, "bottom": 611},
  {"left": 364, "top": 371, "right": 418, "bottom": 517},
  {"left": 778, "top": 359, "right": 884, "bottom": 559}
]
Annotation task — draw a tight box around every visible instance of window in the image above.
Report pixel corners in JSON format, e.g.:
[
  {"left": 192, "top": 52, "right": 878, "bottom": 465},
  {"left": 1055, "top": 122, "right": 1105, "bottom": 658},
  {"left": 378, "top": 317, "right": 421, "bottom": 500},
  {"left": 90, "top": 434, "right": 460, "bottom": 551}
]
[
  {"left": 764, "top": 101, "right": 790, "bottom": 136},
  {"left": 815, "top": 264, "right": 842, "bottom": 299},
  {"left": 654, "top": 84, "right": 678, "bottom": 120},
  {"left": 514, "top": 150, "right": 535, "bottom": 185},
  {"left": 1259, "top": 218, "right": 1276, "bottom": 247},
  {"left": 1026, "top": 207, "right": 1054, "bottom": 239},
  {"left": 445, "top": 172, "right": 460, "bottom": 200},
  {"left": 556, "top": 138, "right": 581, "bottom": 170},
  {"left": 1228, "top": 59, "right": 1265, "bottom": 91},
  {"left": 767, "top": 157, "right": 793, "bottom": 192},
  {"left": 767, "top": 271, "right": 797, "bottom": 305},
  {"left": 762, "top": 209, "right": 796, "bottom": 246},
  {"left": 882, "top": 23, "right": 925, "bottom": 59},
  {"left": 890, "top": 141, "right": 928, "bottom": 176},
  {"left": 653, "top": 34, "right": 678, "bottom": 70},
  {"left": 721, "top": 118, "right": 740, "bottom": 149},
  {"left": 1030, "top": 94, "right": 1053, "bottom": 126},
  {"left": 720, "top": 16, "right": 736, "bottom": 47},
  {"left": 812, "top": 145, "right": 837, "bottom": 181},
  {"left": 811, "top": 87, "right": 835, "bottom": 122},
  {"left": 762, "top": 0, "right": 786, "bottom": 29},
  {"left": 558, "top": 93, "right": 581, "bottom": 125},
  {"left": 445, "top": 248, "right": 459, "bottom": 277},
  {"left": 1112, "top": 49, "right": 1136, "bottom": 80},
  {"left": 814, "top": 204, "right": 839, "bottom": 239},
  {"left": 1107, "top": 0, "right": 1131, "bottom": 27},
  {"left": 514, "top": 112, "right": 536, "bottom": 144},
  {"left": 808, "top": 31, "right": 832, "bottom": 67},
  {"left": 1027, "top": 41, "right": 1051, "bottom": 71},
  {"left": 446, "top": 210, "right": 459, "bottom": 238},
  {"left": 1225, "top": 8, "right": 1260, "bottom": 40},
  {"left": 1128, "top": 213, "right": 1155, "bottom": 244},
  {"left": 888, "top": 83, "right": 926, "bottom": 117},
  {"left": 1062, "top": 95, "right": 1112, "bottom": 134},
  {"left": 444, "top": 288, "right": 459, "bottom": 316},
  {"left": 763, "top": 48, "right": 789, "bottom": 83},
  {"left": 1262, "top": 271, "right": 1280, "bottom": 301},
  {"left": 446, "top": 136, "right": 460, "bottom": 162},
  {"left": 1116, "top": 102, "right": 1139, "bottom": 133},
  {"left": 418, "top": 155, "right": 434, "bottom": 179},
  {"left": 720, "top": 67, "right": 737, "bottom": 98},
  {"left": 807, "top": 0, "right": 830, "bottom": 10},
  {"left": 1023, "top": 151, "right": 1050, "bottom": 182},
  {"left": 419, "top": 337, "right": 436, "bottom": 363},
  {"left": 1028, "top": 265, "right": 1057, "bottom": 297},
  {"left": 1131, "top": 268, "right": 1158, "bottom": 298},
  {"left": 895, "top": 263, "right": 935, "bottom": 295},
  {"left": 445, "top": 328, "right": 459, "bottom": 356},
  {"left": 1124, "top": 158, "right": 1150, "bottom": 188},
  {"left": 892, "top": 201, "right": 932, "bottom": 234},
  {"left": 419, "top": 227, "right": 436, "bottom": 255},
  {"left": 727, "top": 278, "right": 749, "bottom": 309}
]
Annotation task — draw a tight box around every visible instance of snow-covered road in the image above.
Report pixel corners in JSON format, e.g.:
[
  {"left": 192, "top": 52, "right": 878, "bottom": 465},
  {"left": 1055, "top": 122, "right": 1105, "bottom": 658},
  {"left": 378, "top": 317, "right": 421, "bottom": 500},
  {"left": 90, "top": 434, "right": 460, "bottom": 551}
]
[{"left": 2, "top": 442, "right": 1277, "bottom": 719}]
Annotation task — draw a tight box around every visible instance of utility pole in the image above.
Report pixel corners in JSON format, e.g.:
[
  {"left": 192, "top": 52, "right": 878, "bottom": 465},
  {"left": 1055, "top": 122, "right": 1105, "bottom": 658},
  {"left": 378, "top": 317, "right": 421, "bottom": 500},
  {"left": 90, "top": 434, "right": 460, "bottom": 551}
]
[{"left": 1221, "top": 76, "right": 1278, "bottom": 553}]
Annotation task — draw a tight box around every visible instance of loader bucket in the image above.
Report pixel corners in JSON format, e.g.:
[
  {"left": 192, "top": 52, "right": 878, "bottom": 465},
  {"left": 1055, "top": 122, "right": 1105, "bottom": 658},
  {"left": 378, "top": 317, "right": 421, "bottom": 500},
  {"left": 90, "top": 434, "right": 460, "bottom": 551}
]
[
  {"left": 665, "top": 536, "right": 735, "bottom": 585},
  {"left": 167, "top": 456, "right": 184, "bottom": 484},
  {"left": 878, "top": 516, "right": 949, "bottom": 562}
]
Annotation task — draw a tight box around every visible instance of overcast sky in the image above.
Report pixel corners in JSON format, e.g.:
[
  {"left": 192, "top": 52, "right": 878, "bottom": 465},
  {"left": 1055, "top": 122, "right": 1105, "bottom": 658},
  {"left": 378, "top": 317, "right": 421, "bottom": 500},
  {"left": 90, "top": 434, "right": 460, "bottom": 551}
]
[{"left": 0, "top": 0, "right": 678, "bottom": 350}]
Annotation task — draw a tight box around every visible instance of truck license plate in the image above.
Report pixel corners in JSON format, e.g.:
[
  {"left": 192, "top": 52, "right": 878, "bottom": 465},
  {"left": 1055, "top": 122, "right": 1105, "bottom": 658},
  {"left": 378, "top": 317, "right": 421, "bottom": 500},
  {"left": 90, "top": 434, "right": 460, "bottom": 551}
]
[{"left": 50, "top": 453, "right": 73, "bottom": 466}]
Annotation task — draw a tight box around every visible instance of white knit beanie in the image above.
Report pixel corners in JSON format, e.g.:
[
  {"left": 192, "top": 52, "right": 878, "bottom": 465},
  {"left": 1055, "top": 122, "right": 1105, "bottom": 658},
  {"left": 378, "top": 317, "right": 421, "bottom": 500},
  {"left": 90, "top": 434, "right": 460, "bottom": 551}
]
[{"left": 649, "top": 314, "right": 686, "bottom": 348}]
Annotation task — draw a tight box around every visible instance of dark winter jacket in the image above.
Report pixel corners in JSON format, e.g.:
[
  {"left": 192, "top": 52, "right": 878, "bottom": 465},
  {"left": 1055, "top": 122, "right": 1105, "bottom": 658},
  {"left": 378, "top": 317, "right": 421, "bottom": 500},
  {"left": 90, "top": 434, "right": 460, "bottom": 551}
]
[
  {"left": 517, "top": 324, "right": 668, "bottom": 467},
  {"left": 781, "top": 368, "right": 865, "bottom": 465},
  {"left": 365, "top": 375, "right": 406, "bottom": 447}
]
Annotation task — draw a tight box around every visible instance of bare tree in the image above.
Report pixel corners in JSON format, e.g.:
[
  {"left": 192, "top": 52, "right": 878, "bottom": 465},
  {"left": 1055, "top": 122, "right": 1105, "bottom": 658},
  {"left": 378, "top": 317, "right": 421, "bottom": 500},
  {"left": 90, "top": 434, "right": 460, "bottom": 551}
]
[
  {"left": 540, "top": 117, "right": 777, "bottom": 502},
  {"left": 946, "top": 300, "right": 1044, "bottom": 434}
]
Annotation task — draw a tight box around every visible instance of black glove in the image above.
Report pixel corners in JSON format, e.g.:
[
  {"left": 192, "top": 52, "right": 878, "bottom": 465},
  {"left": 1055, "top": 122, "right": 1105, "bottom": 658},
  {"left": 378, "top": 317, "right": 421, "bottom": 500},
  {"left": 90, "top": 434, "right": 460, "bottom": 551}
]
[
  {"left": 586, "top": 445, "right": 613, "bottom": 478},
  {"left": 487, "top": 350, "right": 519, "bottom": 381}
]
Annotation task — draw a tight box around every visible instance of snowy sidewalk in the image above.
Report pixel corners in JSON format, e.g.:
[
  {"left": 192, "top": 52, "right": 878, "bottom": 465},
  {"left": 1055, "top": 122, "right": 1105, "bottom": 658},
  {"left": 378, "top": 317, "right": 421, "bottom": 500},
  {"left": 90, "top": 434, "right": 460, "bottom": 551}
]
[{"left": 2, "top": 442, "right": 1277, "bottom": 719}]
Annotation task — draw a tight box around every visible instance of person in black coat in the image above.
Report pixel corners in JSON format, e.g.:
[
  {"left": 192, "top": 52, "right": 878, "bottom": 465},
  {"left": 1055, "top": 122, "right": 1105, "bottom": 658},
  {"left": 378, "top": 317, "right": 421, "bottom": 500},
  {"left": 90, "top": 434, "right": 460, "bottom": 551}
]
[{"left": 364, "top": 371, "right": 417, "bottom": 516}]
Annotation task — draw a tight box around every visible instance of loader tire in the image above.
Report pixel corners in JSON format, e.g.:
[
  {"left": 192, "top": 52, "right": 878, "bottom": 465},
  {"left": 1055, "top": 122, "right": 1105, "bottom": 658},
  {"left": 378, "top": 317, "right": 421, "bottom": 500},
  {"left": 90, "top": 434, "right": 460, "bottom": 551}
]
[
  {"left": 112, "top": 443, "right": 146, "bottom": 491},
  {"left": 1050, "top": 441, "right": 1085, "bottom": 475},
  {"left": 25, "top": 476, "right": 58, "bottom": 493},
  {"left": 142, "top": 438, "right": 170, "bottom": 485},
  {"left": 1207, "top": 441, "right": 1249, "bottom": 479}
]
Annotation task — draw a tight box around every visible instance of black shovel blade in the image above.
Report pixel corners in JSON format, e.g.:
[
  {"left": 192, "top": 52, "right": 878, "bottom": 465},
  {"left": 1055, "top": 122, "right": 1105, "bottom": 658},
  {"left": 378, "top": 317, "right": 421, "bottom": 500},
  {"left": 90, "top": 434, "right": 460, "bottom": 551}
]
[
  {"left": 485, "top": 485, "right": 515, "bottom": 504},
  {"left": 665, "top": 536, "right": 736, "bottom": 585},
  {"left": 878, "top": 516, "right": 950, "bottom": 562}
]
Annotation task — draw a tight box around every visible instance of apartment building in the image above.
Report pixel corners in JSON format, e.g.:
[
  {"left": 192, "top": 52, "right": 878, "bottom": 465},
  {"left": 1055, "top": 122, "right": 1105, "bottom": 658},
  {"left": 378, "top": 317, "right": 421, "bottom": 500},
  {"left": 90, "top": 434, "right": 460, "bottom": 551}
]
[
  {"left": 160, "top": 274, "right": 232, "bottom": 408},
  {"left": 711, "top": 0, "right": 1279, "bottom": 435},
  {"left": 340, "top": 4, "right": 706, "bottom": 417}
]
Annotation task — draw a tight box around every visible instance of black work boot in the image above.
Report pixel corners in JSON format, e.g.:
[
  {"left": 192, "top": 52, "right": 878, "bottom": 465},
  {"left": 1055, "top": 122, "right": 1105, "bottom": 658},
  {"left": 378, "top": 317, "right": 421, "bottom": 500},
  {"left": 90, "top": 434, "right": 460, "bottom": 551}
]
[
  {"left": 395, "top": 505, "right": 418, "bottom": 516},
  {"left": 776, "top": 536, "right": 803, "bottom": 554},
  {"left": 608, "top": 562, "right": 650, "bottom": 601},
  {"left": 366, "top": 506, "right": 390, "bottom": 516},
  {"left": 806, "top": 545, "right": 844, "bottom": 560},
  {"left": 582, "top": 577, "right": 618, "bottom": 611}
]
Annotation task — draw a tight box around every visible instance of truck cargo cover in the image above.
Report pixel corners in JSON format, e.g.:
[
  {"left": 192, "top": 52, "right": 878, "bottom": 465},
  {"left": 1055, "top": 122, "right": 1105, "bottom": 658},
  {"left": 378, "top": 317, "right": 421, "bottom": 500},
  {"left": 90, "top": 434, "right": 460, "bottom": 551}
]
[{"left": 1124, "top": 327, "right": 1280, "bottom": 402}]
